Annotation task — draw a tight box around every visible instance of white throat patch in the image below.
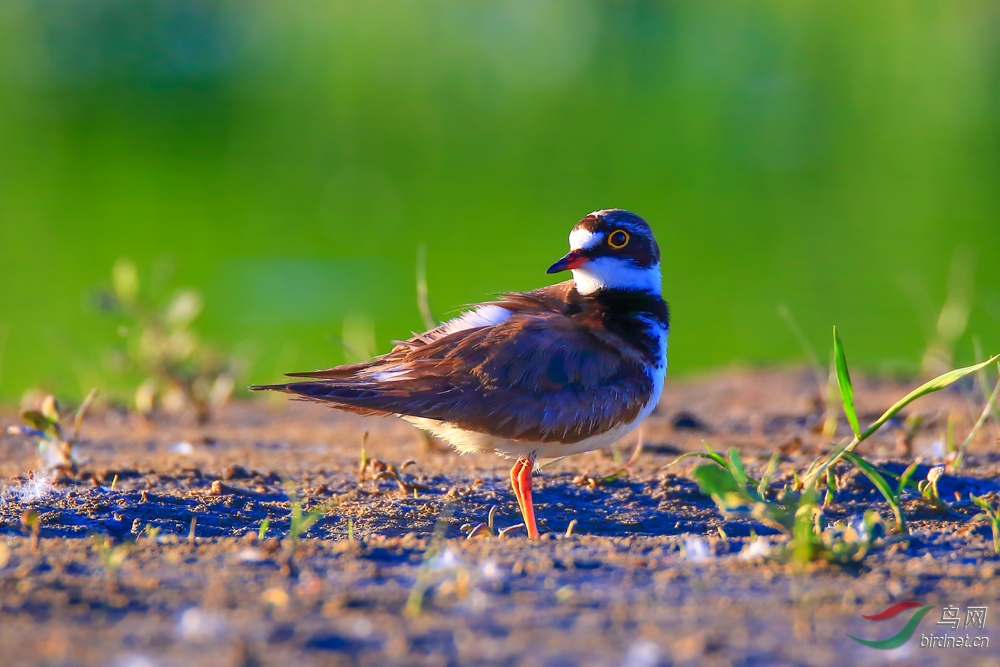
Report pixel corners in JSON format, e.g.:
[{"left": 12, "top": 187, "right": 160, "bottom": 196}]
[{"left": 572, "top": 259, "right": 661, "bottom": 296}]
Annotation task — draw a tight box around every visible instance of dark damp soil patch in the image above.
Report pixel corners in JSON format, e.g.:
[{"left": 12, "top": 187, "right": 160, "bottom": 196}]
[{"left": 0, "top": 368, "right": 999, "bottom": 666}]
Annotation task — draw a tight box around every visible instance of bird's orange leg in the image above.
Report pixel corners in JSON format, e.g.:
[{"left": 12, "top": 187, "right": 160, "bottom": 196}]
[
  {"left": 509, "top": 460, "right": 525, "bottom": 519},
  {"left": 509, "top": 457, "right": 539, "bottom": 539}
]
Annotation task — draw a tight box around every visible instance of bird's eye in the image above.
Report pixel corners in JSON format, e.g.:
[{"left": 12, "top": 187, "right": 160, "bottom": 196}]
[{"left": 608, "top": 230, "right": 629, "bottom": 249}]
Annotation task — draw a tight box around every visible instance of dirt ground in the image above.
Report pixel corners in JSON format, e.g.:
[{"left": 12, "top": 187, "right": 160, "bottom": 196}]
[{"left": 1, "top": 368, "right": 999, "bottom": 667}]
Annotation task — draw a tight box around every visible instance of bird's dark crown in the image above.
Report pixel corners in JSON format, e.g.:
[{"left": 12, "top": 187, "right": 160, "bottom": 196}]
[{"left": 571, "top": 209, "right": 660, "bottom": 268}]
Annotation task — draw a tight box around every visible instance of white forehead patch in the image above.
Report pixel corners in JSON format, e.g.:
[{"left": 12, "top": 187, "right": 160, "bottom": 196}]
[{"left": 569, "top": 228, "right": 603, "bottom": 251}]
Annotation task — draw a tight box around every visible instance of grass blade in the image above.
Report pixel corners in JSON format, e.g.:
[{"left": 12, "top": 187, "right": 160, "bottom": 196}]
[
  {"left": 970, "top": 493, "right": 993, "bottom": 515},
  {"left": 662, "top": 441, "right": 727, "bottom": 470},
  {"left": 954, "top": 363, "right": 1000, "bottom": 467},
  {"left": 727, "top": 448, "right": 751, "bottom": 489},
  {"left": 861, "top": 354, "right": 1000, "bottom": 440},
  {"left": 757, "top": 451, "right": 780, "bottom": 499},
  {"left": 974, "top": 336, "right": 1000, "bottom": 421},
  {"left": 416, "top": 244, "right": 437, "bottom": 330},
  {"left": 73, "top": 389, "right": 99, "bottom": 441},
  {"left": 897, "top": 460, "right": 921, "bottom": 496},
  {"left": 842, "top": 452, "right": 906, "bottom": 533},
  {"left": 825, "top": 467, "right": 836, "bottom": 504},
  {"left": 692, "top": 463, "right": 741, "bottom": 498},
  {"left": 833, "top": 327, "right": 861, "bottom": 437},
  {"left": 809, "top": 353, "right": 1000, "bottom": 490},
  {"left": 777, "top": 304, "right": 826, "bottom": 393}
]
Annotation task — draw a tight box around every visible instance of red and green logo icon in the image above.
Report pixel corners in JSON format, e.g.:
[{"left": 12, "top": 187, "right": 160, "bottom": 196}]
[{"left": 848, "top": 601, "right": 935, "bottom": 650}]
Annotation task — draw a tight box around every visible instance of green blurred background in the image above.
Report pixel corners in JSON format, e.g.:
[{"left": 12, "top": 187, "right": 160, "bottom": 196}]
[{"left": 1, "top": 1, "right": 999, "bottom": 403}]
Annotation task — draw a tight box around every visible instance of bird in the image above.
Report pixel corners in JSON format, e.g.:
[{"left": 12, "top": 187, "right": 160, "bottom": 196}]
[{"left": 252, "top": 209, "right": 669, "bottom": 538}]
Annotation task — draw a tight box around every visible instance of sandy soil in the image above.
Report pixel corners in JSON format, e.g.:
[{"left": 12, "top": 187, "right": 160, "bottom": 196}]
[{"left": 1, "top": 368, "right": 999, "bottom": 666}]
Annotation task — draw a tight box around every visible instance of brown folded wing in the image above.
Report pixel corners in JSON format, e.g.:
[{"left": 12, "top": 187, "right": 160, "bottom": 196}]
[{"left": 258, "top": 284, "right": 653, "bottom": 444}]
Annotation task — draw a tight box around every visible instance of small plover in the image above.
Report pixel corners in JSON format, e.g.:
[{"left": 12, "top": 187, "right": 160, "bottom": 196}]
[{"left": 253, "top": 209, "right": 669, "bottom": 538}]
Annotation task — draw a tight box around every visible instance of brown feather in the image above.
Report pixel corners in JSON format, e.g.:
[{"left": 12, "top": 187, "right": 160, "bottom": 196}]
[{"left": 252, "top": 280, "right": 668, "bottom": 445}]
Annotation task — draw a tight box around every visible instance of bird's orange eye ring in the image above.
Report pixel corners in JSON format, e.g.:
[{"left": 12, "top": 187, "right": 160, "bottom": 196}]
[{"left": 608, "top": 230, "right": 629, "bottom": 249}]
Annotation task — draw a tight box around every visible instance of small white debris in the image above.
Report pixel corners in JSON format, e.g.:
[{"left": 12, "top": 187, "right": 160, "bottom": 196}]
[
  {"left": 467, "top": 589, "right": 489, "bottom": 612},
  {"left": 350, "top": 617, "right": 373, "bottom": 638},
  {"left": 176, "top": 607, "right": 227, "bottom": 641},
  {"left": 428, "top": 548, "right": 460, "bottom": 570},
  {"left": 1, "top": 473, "right": 55, "bottom": 504},
  {"left": 848, "top": 515, "right": 871, "bottom": 541},
  {"left": 237, "top": 548, "right": 265, "bottom": 563},
  {"left": 740, "top": 537, "right": 771, "bottom": 561},
  {"left": 682, "top": 537, "right": 710, "bottom": 562},
  {"left": 623, "top": 639, "right": 663, "bottom": 667},
  {"left": 479, "top": 560, "right": 503, "bottom": 581},
  {"left": 929, "top": 438, "right": 945, "bottom": 459},
  {"left": 170, "top": 442, "right": 194, "bottom": 455},
  {"left": 18, "top": 475, "right": 55, "bottom": 502},
  {"left": 114, "top": 655, "right": 160, "bottom": 667}
]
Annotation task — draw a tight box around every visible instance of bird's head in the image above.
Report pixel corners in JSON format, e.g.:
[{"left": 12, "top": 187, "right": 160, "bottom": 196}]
[{"left": 547, "top": 209, "right": 661, "bottom": 295}]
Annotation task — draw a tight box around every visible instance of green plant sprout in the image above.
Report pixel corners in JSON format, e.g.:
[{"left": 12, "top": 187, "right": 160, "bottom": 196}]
[
  {"left": 684, "top": 446, "right": 797, "bottom": 535},
  {"left": 571, "top": 430, "right": 646, "bottom": 488},
  {"left": 945, "top": 415, "right": 958, "bottom": 462},
  {"left": 679, "top": 448, "right": 885, "bottom": 564},
  {"left": 372, "top": 460, "right": 428, "bottom": 495},
  {"left": 921, "top": 248, "right": 974, "bottom": 377},
  {"left": 804, "top": 328, "right": 998, "bottom": 492},
  {"left": 98, "top": 258, "right": 248, "bottom": 423},
  {"left": 950, "top": 363, "right": 1000, "bottom": 469},
  {"left": 850, "top": 459, "right": 959, "bottom": 518},
  {"left": 93, "top": 535, "right": 130, "bottom": 577},
  {"left": 142, "top": 524, "right": 161, "bottom": 542},
  {"left": 21, "top": 510, "right": 41, "bottom": 550},
  {"left": 357, "top": 431, "right": 370, "bottom": 481},
  {"left": 7, "top": 390, "right": 97, "bottom": 475},
  {"left": 896, "top": 459, "right": 921, "bottom": 497},
  {"left": 460, "top": 505, "right": 526, "bottom": 538},
  {"left": 812, "top": 512, "right": 885, "bottom": 564},
  {"left": 358, "top": 433, "right": 428, "bottom": 495},
  {"left": 258, "top": 518, "right": 270, "bottom": 541},
  {"left": 973, "top": 336, "right": 1000, "bottom": 422},
  {"left": 672, "top": 328, "right": 998, "bottom": 564},
  {"left": 970, "top": 494, "right": 1000, "bottom": 554},
  {"left": 416, "top": 244, "right": 438, "bottom": 330},
  {"left": 405, "top": 503, "right": 455, "bottom": 618},
  {"left": 822, "top": 467, "right": 836, "bottom": 507},
  {"left": 464, "top": 505, "right": 500, "bottom": 538},
  {"left": 777, "top": 304, "right": 839, "bottom": 439},
  {"left": 917, "top": 466, "right": 947, "bottom": 511},
  {"left": 840, "top": 452, "right": 906, "bottom": 530},
  {"left": 283, "top": 481, "right": 334, "bottom": 551}
]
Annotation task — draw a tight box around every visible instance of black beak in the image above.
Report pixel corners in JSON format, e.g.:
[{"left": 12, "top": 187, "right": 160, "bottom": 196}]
[{"left": 546, "top": 251, "right": 588, "bottom": 274}]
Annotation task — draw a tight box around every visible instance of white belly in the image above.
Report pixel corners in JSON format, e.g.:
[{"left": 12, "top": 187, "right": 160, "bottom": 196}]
[{"left": 403, "top": 406, "right": 650, "bottom": 460}]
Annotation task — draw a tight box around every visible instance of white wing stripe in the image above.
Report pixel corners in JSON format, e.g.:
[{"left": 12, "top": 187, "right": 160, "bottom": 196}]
[{"left": 439, "top": 305, "right": 511, "bottom": 336}]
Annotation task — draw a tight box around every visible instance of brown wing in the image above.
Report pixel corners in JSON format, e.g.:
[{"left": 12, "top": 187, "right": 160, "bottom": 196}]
[
  {"left": 281, "top": 281, "right": 579, "bottom": 380},
  {"left": 254, "top": 284, "right": 652, "bottom": 444}
]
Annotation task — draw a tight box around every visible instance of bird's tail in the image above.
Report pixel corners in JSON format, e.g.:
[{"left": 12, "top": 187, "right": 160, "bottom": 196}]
[
  {"left": 250, "top": 380, "right": 394, "bottom": 417},
  {"left": 249, "top": 383, "right": 290, "bottom": 393}
]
